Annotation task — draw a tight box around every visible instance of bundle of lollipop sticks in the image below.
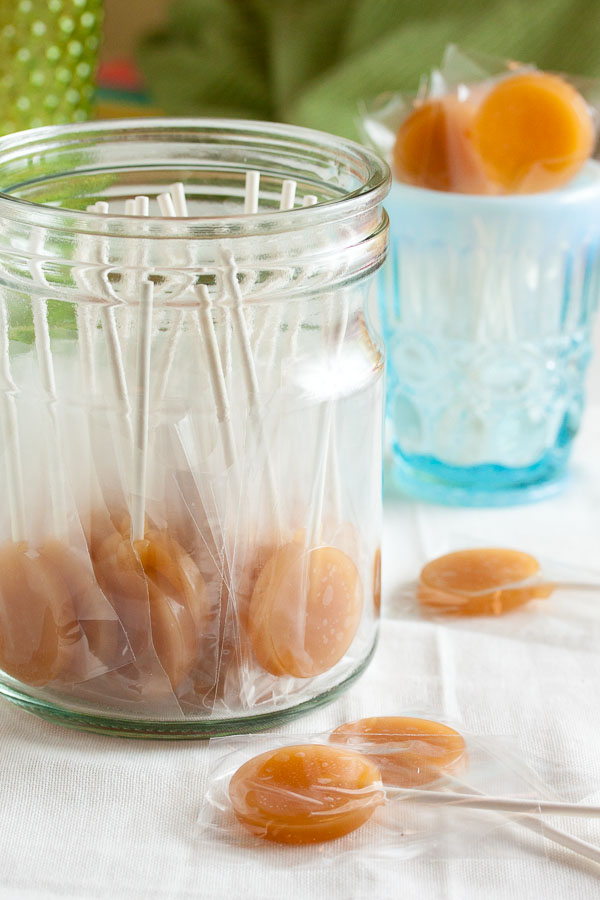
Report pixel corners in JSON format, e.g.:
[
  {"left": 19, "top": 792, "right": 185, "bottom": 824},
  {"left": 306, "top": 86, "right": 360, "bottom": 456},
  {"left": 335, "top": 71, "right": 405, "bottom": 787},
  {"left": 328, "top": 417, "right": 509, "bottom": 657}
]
[
  {"left": 83, "top": 178, "right": 327, "bottom": 544},
  {"left": 0, "top": 173, "right": 369, "bottom": 706}
]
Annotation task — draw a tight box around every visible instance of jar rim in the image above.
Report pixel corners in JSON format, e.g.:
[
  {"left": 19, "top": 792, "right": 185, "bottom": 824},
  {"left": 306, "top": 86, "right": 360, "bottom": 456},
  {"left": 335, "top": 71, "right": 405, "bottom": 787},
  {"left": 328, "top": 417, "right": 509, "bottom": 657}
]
[{"left": 0, "top": 117, "right": 390, "bottom": 237}]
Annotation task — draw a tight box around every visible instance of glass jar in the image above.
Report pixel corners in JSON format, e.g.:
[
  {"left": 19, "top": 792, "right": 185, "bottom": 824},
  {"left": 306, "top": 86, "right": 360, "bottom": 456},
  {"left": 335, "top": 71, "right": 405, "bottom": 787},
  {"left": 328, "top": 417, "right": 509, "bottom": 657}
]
[{"left": 0, "top": 119, "right": 389, "bottom": 737}]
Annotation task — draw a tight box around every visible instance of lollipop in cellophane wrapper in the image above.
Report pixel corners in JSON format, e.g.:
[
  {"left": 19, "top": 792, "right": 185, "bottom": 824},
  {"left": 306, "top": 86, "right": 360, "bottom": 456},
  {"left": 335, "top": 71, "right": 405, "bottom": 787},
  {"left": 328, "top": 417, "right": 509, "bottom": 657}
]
[
  {"left": 199, "top": 722, "right": 600, "bottom": 866},
  {"left": 359, "top": 45, "right": 600, "bottom": 195},
  {"left": 389, "top": 541, "right": 600, "bottom": 655}
]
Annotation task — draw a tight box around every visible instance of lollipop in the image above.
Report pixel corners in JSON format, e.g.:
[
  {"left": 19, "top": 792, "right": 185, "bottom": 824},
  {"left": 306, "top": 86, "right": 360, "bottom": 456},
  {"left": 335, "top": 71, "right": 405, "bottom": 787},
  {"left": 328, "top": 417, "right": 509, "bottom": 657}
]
[
  {"left": 417, "top": 548, "right": 554, "bottom": 616},
  {"left": 247, "top": 286, "right": 363, "bottom": 680},
  {"left": 90, "top": 281, "right": 210, "bottom": 693},
  {"left": 0, "top": 288, "right": 130, "bottom": 687},
  {"left": 328, "top": 716, "right": 600, "bottom": 864},
  {"left": 331, "top": 716, "right": 466, "bottom": 786},
  {"left": 472, "top": 71, "right": 595, "bottom": 193},
  {"left": 92, "top": 521, "right": 209, "bottom": 692},
  {"left": 247, "top": 537, "right": 362, "bottom": 678},
  {"left": 226, "top": 728, "right": 600, "bottom": 861},
  {"left": 229, "top": 743, "right": 384, "bottom": 844},
  {"left": 393, "top": 70, "right": 595, "bottom": 195},
  {"left": 393, "top": 94, "right": 488, "bottom": 193},
  {"left": 0, "top": 540, "right": 80, "bottom": 686}
]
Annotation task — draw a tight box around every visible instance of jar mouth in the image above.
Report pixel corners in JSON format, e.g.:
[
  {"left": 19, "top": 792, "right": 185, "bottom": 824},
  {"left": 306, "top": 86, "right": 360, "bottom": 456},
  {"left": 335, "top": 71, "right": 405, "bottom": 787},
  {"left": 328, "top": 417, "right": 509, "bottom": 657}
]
[{"left": 0, "top": 117, "right": 390, "bottom": 238}]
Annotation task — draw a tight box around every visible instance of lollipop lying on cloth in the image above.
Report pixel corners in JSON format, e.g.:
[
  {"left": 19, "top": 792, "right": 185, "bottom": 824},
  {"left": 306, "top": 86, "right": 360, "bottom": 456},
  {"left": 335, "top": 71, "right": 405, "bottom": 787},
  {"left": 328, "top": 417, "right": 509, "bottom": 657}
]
[
  {"left": 330, "top": 716, "right": 600, "bottom": 864},
  {"left": 227, "top": 721, "right": 600, "bottom": 863},
  {"left": 417, "top": 548, "right": 555, "bottom": 616},
  {"left": 229, "top": 743, "right": 384, "bottom": 844},
  {"left": 331, "top": 715, "right": 467, "bottom": 786}
]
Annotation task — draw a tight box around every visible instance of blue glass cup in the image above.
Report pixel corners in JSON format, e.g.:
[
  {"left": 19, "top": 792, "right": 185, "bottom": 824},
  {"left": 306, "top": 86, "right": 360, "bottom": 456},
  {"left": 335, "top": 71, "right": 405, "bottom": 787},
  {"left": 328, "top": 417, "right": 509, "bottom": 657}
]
[{"left": 380, "top": 163, "right": 600, "bottom": 506}]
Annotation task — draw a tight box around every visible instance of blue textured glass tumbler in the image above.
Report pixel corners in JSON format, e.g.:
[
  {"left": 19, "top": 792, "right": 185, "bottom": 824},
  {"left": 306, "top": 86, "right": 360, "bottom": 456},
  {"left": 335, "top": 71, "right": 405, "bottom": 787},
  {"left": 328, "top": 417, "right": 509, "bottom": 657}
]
[{"left": 380, "top": 163, "right": 600, "bottom": 506}]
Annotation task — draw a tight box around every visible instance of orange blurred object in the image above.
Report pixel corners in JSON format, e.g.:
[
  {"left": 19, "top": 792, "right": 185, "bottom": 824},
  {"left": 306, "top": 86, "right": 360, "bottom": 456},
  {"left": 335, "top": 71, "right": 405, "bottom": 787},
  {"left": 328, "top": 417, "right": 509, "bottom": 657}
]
[
  {"left": 229, "top": 743, "right": 384, "bottom": 844},
  {"left": 392, "top": 95, "right": 490, "bottom": 193},
  {"left": 247, "top": 541, "right": 363, "bottom": 678},
  {"left": 331, "top": 716, "right": 467, "bottom": 787},
  {"left": 472, "top": 72, "right": 595, "bottom": 192},
  {"left": 418, "top": 548, "right": 554, "bottom": 616},
  {"left": 393, "top": 71, "right": 595, "bottom": 195}
]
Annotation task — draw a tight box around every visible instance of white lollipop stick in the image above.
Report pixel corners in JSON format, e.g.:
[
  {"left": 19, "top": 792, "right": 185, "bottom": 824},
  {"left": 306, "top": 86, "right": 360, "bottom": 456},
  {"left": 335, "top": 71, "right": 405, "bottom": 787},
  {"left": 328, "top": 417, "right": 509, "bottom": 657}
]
[
  {"left": 279, "top": 179, "right": 297, "bottom": 211},
  {"left": 284, "top": 194, "right": 318, "bottom": 360},
  {"left": 0, "top": 295, "right": 26, "bottom": 542},
  {"left": 82, "top": 204, "right": 134, "bottom": 449},
  {"left": 76, "top": 300, "right": 96, "bottom": 397},
  {"left": 153, "top": 190, "right": 185, "bottom": 403},
  {"left": 254, "top": 177, "right": 298, "bottom": 362},
  {"left": 100, "top": 303, "right": 133, "bottom": 447},
  {"left": 195, "top": 284, "right": 237, "bottom": 473},
  {"left": 169, "top": 182, "right": 189, "bottom": 217},
  {"left": 30, "top": 297, "right": 68, "bottom": 538},
  {"left": 389, "top": 784, "right": 600, "bottom": 866},
  {"left": 220, "top": 247, "right": 281, "bottom": 534},
  {"left": 304, "top": 297, "right": 348, "bottom": 547},
  {"left": 387, "top": 786, "right": 600, "bottom": 817},
  {"left": 244, "top": 171, "right": 260, "bottom": 215},
  {"left": 134, "top": 195, "right": 149, "bottom": 216},
  {"left": 157, "top": 192, "right": 177, "bottom": 218},
  {"left": 28, "top": 233, "right": 69, "bottom": 538},
  {"left": 131, "top": 281, "right": 154, "bottom": 542},
  {"left": 122, "top": 197, "right": 149, "bottom": 343},
  {"left": 514, "top": 813, "right": 600, "bottom": 867},
  {"left": 76, "top": 202, "right": 106, "bottom": 396},
  {"left": 417, "top": 778, "right": 600, "bottom": 867}
]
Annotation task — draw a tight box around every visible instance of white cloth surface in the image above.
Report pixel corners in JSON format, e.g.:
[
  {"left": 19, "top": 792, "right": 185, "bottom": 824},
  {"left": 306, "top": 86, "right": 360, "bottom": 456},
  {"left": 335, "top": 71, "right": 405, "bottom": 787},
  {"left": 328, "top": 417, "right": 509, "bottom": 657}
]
[{"left": 2, "top": 349, "right": 600, "bottom": 899}]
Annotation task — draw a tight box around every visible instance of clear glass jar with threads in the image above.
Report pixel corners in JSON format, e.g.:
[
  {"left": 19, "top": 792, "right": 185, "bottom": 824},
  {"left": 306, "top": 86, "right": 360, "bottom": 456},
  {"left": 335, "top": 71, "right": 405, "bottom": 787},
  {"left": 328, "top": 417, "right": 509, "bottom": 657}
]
[{"left": 0, "top": 119, "right": 389, "bottom": 737}]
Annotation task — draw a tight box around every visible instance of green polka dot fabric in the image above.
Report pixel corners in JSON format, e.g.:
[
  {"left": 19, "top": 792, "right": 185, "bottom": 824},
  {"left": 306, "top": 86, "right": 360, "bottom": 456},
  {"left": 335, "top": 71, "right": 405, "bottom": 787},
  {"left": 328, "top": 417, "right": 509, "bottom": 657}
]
[{"left": 0, "top": 0, "right": 102, "bottom": 135}]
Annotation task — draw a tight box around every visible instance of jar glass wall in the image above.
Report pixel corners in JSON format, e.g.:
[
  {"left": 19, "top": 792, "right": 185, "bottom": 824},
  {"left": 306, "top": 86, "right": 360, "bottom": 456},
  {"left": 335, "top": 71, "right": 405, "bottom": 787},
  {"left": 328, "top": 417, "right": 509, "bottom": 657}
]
[{"left": 0, "top": 119, "right": 389, "bottom": 737}]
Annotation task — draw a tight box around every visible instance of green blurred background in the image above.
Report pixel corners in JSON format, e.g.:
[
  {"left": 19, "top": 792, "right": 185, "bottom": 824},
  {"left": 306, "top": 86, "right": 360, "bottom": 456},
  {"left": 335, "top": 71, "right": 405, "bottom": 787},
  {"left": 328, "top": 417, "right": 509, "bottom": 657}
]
[
  {"left": 120, "top": 0, "right": 600, "bottom": 140},
  {"left": 8, "top": 0, "right": 600, "bottom": 140}
]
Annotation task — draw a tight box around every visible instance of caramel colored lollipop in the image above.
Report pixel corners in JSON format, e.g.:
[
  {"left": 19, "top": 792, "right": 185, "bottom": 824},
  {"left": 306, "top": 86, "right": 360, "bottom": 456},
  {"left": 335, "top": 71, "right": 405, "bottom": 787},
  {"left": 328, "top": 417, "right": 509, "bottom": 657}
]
[
  {"left": 247, "top": 538, "right": 363, "bottom": 678},
  {"left": 472, "top": 71, "right": 595, "bottom": 193},
  {"left": 330, "top": 717, "right": 600, "bottom": 865},
  {"left": 0, "top": 294, "right": 117, "bottom": 687},
  {"left": 229, "top": 744, "right": 384, "bottom": 844},
  {"left": 331, "top": 716, "right": 466, "bottom": 787},
  {"left": 93, "top": 522, "right": 209, "bottom": 692},
  {"left": 0, "top": 541, "right": 80, "bottom": 686},
  {"left": 418, "top": 548, "right": 554, "bottom": 616},
  {"left": 393, "top": 94, "right": 490, "bottom": 194},
  {"left": 91, "top": 282, "right": 209, "bottom": 694}
]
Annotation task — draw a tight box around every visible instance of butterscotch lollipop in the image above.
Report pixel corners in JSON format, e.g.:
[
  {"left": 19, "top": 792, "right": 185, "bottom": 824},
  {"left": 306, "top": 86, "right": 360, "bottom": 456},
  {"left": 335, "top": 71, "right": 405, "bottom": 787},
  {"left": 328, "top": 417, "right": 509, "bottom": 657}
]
[
  {"left": 417, "top": 548, "right": 553, "bottom": 616},
  {"left": 0, "top": 295, "right": 123, "bottom": 687},
  {"left": 331, "top": 716, "right": 467, "bottom": 786},
  {"left": 472, "top": 71, "right": 595, "bottom": 193},
  {"left": 247, "top": 535, "right": 362, "bottom": 678},
  {"left": 91, "top": 282, "right": 210, "bottom": 694},
  {"left": 393, "top": 93, "right": 490, "bottom": 194},
  {"left": 229, "top": 743, "right": 384, "bottom": 844},
  {"left": 92, "top": 519, "right": 209, "bottom": 692}
]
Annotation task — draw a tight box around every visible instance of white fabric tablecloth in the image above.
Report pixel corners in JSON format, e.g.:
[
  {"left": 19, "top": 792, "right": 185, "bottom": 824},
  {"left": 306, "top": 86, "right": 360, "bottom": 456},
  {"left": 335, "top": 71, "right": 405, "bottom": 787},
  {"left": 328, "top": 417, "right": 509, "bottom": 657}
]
[{"left": 2, "top": 346, "right": 600, "bottom": 899}]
